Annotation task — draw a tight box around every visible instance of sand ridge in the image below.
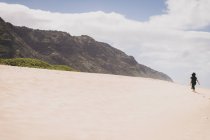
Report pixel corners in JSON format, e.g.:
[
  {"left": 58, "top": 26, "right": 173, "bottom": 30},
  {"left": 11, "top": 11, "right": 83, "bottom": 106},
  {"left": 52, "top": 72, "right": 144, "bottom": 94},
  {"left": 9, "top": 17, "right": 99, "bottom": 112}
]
[{"left": 0, "top": 65, "right": 210, "bottom": 140}]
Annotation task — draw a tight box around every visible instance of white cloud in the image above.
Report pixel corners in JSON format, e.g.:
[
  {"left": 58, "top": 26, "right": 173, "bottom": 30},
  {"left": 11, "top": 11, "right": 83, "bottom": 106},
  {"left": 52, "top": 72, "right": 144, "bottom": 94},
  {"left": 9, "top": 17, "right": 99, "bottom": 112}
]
[
  {"left": 0, "top": 0, "right": 210, "bottom": 88},
  {"left": 148, "top": 0, "right": 210, "bottom": 30}
]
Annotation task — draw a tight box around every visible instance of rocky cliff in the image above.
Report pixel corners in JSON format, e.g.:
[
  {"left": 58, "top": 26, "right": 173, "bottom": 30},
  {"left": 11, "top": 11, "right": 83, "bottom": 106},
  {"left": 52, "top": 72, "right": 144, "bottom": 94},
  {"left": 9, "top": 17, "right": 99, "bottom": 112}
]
[{"left": 0, "top": 17, "right": 172, "bottom": 81}]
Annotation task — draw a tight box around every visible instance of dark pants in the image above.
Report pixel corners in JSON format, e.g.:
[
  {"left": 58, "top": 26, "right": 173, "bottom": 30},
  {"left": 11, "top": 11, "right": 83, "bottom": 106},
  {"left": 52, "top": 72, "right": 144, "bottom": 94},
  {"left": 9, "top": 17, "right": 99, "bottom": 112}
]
[{"left": 191, "top": 83, "right": 196, "bottom": 90}]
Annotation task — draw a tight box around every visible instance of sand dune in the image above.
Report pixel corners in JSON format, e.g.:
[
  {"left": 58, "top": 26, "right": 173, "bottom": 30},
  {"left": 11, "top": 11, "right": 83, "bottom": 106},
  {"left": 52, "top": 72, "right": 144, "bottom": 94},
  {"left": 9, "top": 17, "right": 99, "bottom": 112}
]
[{"left": 0, "top": 65, "right": 210, "bottom": 140}]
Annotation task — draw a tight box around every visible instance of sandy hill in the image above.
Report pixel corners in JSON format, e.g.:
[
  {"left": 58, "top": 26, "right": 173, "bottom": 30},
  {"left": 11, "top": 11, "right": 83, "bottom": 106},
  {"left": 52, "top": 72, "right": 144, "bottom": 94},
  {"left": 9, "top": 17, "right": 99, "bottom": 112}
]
[{"left": 0, "top": 65, "right": 209, "bottom": 140}]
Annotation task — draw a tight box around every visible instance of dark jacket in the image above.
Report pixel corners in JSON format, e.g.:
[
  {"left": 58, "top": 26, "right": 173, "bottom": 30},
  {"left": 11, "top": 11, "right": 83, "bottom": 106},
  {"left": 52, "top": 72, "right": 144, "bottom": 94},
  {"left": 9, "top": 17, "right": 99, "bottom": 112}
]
[{"left": 191, "top": 76, "right": 197, "bottom": 85}]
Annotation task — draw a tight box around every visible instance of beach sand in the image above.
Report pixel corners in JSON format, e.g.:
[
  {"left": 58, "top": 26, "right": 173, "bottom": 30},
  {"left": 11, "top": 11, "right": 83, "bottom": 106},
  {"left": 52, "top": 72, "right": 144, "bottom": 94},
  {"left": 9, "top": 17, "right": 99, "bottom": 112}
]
[{"left": 0, "top": 65, "right": 210, "bottom": 140}]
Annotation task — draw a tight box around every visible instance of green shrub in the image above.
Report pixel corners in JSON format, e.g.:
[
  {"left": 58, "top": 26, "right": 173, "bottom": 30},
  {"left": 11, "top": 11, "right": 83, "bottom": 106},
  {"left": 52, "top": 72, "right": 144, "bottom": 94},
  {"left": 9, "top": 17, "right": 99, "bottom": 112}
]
[
  {"left": 51, "top": 65, "right": 74, "bottom": 71},
  {"left": 0, "top": 58, "right": 75, "bottom": 71}
]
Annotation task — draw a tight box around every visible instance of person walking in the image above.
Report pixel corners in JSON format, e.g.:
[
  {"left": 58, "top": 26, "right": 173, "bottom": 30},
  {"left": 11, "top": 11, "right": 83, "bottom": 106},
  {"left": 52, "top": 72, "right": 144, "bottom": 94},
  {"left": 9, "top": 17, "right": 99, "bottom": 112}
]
[{"left": 191, "top": 73, "right": 200, "bottom": 92}]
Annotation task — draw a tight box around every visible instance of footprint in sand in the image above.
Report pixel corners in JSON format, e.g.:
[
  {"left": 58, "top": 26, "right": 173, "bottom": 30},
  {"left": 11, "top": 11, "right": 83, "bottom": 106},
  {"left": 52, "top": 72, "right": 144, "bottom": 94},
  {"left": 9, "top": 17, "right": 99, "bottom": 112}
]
[{"left": 201, "top": 116, "right": 208, "bottom": 120}]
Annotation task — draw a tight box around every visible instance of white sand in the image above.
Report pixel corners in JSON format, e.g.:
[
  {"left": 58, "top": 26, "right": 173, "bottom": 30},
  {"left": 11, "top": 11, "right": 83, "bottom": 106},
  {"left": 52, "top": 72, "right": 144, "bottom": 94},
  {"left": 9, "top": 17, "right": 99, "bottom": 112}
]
[{"left": 0, "top": 65, "right": 210, "bottom": 140}]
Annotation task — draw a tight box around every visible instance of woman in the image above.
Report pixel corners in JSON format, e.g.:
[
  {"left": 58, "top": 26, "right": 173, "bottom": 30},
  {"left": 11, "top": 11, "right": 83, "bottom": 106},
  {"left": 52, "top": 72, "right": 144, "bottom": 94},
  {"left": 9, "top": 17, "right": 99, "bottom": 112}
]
[{"left": 191, "top": 73, "right": 200, "bottom": 92}]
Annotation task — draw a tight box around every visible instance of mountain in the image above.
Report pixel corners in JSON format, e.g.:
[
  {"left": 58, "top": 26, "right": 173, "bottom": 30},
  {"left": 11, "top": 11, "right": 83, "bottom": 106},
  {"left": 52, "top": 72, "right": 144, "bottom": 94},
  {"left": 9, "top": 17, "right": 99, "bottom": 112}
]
[{"left": 0, "top": 17, "right": 172, "bottom": 81}]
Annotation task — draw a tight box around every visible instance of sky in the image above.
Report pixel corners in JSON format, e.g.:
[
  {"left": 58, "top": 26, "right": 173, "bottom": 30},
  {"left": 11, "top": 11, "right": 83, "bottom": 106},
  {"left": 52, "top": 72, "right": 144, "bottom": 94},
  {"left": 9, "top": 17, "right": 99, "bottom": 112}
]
[
  {"left": 0, "top": 0, "right": 166, "bottom": 21},
  {"left": 0, "top": 0, "right": 210, "bottom": 88}
]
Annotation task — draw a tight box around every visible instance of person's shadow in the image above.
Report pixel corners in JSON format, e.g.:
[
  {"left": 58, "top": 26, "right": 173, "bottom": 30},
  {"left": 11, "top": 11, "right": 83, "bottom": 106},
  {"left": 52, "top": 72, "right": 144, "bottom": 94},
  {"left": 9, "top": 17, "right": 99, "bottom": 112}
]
[{"left": 192, "top": 90, "right": 200, "bottom": 94}]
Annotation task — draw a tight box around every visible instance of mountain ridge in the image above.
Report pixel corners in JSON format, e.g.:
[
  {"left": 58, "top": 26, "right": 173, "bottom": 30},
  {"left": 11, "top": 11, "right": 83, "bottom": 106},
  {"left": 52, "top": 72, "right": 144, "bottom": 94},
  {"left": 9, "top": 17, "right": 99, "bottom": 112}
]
[{"left": 0, "top": 17, "right": 172, "bottom": 81}]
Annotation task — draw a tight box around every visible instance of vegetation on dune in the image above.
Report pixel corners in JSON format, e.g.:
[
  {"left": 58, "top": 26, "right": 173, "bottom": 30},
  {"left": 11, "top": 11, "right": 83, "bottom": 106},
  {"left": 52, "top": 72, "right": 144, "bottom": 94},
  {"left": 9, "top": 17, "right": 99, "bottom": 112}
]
[
  {"left": 0, "top": 58, "right": 75, "bottom": 71},
  {"left": 51, "top": 64, "right": 74, "bottom": 71}
]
